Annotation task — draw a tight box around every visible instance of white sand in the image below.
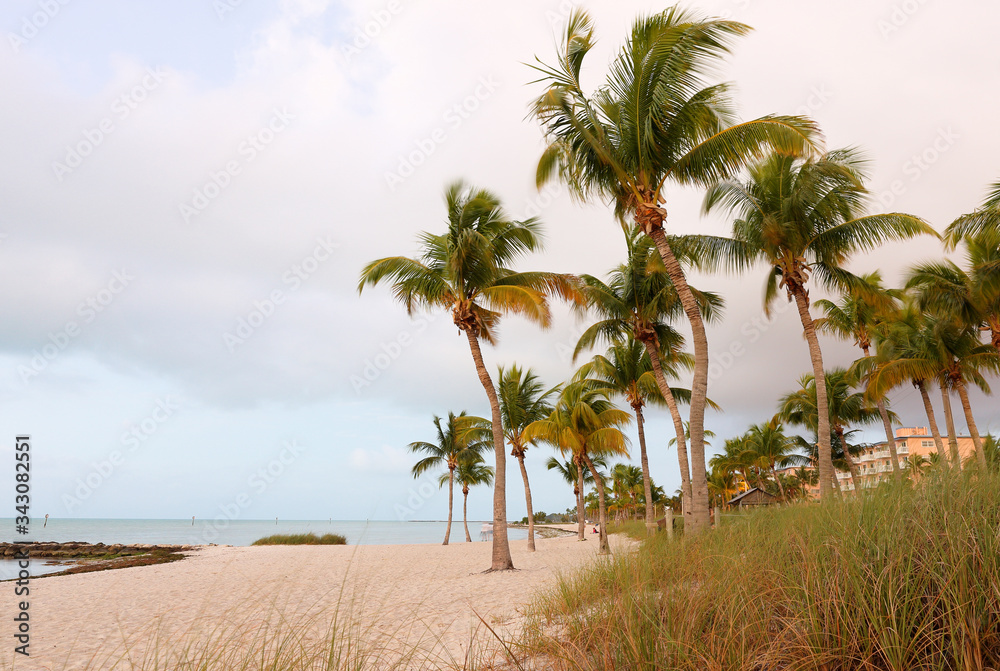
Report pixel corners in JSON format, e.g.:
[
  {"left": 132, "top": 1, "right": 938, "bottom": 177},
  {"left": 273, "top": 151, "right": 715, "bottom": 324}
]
[{"left": 2, "top": 530, "right": 630, "bottom": 670}]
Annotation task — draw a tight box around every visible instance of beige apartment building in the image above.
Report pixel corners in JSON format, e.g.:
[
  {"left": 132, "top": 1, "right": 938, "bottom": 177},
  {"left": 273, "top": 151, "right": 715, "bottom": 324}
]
[{"left": 838, "top": 426, "right": 976, "bottom": 491}]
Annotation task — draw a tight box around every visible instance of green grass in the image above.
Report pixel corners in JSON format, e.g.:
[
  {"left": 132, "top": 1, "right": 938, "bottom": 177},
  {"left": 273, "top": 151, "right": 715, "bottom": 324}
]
[
  {"left": 522, "top": 469, "right": 1000, "bottom": 670},
  {"left": 606, "top": 520, "right": 648, "bottom": 540},
  {"left": 252, "top": 532, "right": 347, "bottom": 546}
]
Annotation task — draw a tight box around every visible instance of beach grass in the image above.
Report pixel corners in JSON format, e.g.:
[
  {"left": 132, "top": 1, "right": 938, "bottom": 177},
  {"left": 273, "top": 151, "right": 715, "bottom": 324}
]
[
  {"left": 252, "top": 533, "right": 347, "bottom": 546},
  {"left": 521, "top": 468, "right": 1000, "bottom": 670}
]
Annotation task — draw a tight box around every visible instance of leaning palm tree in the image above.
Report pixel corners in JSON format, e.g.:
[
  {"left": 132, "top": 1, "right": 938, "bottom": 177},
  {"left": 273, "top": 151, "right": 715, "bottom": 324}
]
[
  {"left": 702, "top": 149, "right": 935, "bottom": 498},
  {"left": 526, "top": 381, "right": 631, "bottom": 554},
  {"left": 574, "top": 231, "right": 722, "bottom": 522},
  {"left": 359, "top": 181, "right": 581, "bottom": 570},
  {"left": 814, "top": 271, "right": 904, "bottom": 480},
  {"left": 495, "top": 365, "right": 559, "bottom": 552},
  {"left": 410, "top": 412, "right": 490, "bottom": 545},
  {"left": 532, "top": 8, "right": 818, "bottom": 533},
  {"left": 442, "top": 453, "right": 494, "bottom": 543}
]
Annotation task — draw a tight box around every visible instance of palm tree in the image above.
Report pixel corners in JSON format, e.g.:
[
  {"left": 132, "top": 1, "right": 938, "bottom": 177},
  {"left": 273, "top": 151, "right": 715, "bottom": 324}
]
[
  {"left": 359, "top": 181, "right": 581, "bottom": 570},
  {"left": 709, "top": 435, "right": 757, "bottom": 493},
  {"left": 526, "top": 381, "right": 631, "bottom": 554},
  {"left": 531, "top": 8, "right": 817, "bottom": 533},
  {"left": 546, "top": 455, "right": 605, "bottom": 536},
  {"left": 577, "top": 338, "right": 677, "bottom": 535},
  {"left": 495, "top": 365, "right": 559, "bottom": 552},
  {"left": 944, "top": 180, "right": 1000, "bottom": 245},
  {"left": 908, "top": 230, "right": 1000, "bottom": 354},
  {"left": 441, "top": 454, "right": 494, "bottom": 543},
  {"left": 739, "top": 420, "right": 808, "bottom": 500},
  {"left": 779, "top": 368, "right": 888, "bottom": 493},
  {"left": 610, "top": 463, "right": 645, "bottom": 520},
  {"left": 409, "top": 412, "right": 490, "bottom": 545},
  {"left": 574, "top": 230, "right": 722, "bottom": 526},
  {"left": 707, "top": 466, "right": 741, "bottom": 509},
  {"left": 814, "top": 271, "right": 904, "bottom": 480},
  {"left": 928, "top": 319, "right": 998, "bottom": 468},
  {"left": 863, "top": 306, "right": 951, "bottom": 466},
  {"left": 702, "top": 149, "right": 934, "bottom": 498}
]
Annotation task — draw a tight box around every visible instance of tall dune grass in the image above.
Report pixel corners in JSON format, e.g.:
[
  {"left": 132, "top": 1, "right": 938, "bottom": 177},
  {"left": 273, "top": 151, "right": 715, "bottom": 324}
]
[{"left": 523, "top": 469, "right": 1000, "bottom": 670}]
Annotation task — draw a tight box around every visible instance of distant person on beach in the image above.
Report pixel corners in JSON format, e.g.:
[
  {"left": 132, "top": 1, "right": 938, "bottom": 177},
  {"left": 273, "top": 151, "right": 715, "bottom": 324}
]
[{"left": 480, "top": 523, "right": 492, "bottom": 541}]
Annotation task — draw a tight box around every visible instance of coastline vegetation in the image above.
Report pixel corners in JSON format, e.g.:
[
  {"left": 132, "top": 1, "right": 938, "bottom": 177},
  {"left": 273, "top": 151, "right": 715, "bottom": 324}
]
[
  {"left": 251, "top": 533, "right": 347, "bottom": 546},
  {"left": 524, "top": 469, "right": 1000, "bottom": 670}
]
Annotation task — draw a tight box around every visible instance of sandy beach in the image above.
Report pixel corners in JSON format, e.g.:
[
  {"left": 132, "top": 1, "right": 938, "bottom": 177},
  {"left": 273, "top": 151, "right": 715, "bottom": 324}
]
[{"left": 2, "top": 529, "right": 630, "bottom": 670}]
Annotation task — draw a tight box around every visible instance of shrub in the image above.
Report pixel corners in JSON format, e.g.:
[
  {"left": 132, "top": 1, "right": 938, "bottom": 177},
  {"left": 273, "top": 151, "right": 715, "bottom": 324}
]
[{"left": 251, "top": 533, "right": 347, "bottom": 546}]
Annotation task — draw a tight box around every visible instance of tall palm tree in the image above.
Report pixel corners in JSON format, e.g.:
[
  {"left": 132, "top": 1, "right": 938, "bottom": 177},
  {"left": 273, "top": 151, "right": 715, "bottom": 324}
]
[
  {"left": 577, "top": 338, "right": 676, "bottom": 535},
  {"left": 574, "top": 230, "right": 721, "bottom": 525},
  {"left": 701, "top": 149, "right": 934, "bottom": 498},
  {"left": 907, "top": 230, "right": 1000, "bottom": 354},
  {"left": 814, "top": 271, "right": 904, "bottom": 480},
  {"left": 409, "top": 412, "right": 490, "bottom": 545},
  {"left": 531, "top": 8, "right": 817, "bottom": 533},
  {"left": 944, "top": 180, "right": 1000, "bottom": 245},
  {"left": 778, "top": 369, "right": 886, "bottom": 493},
  {"left": 526, "top": 381, "right": 631, "bottom": 554},
  {"left": 359, "top": 181, "right": 581, "bottom": 570},
  {"left": 495, "top": 365, "right": 559, "bottom": 552},
  {"left": 441, "top": 453, "right": 494, "bottom": 543},
  {"left": 546, "top": 455, "right": 605, "bottom": 537}
]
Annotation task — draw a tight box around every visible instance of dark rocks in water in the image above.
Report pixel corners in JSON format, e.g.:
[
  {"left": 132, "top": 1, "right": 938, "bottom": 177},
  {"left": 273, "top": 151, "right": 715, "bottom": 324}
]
[{"left": 0, "top": 542, "right": 199, "bottom": 559}]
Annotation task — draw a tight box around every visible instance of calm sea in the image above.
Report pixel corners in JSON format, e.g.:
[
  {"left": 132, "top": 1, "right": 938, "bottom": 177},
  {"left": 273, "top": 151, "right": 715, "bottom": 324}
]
[{"left": 0, "top": 518, "right": 525, "bottom": 579}]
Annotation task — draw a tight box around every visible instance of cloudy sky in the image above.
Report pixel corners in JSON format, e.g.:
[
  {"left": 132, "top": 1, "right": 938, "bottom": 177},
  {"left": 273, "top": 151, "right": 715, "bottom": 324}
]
[{"left": 1, "top": 0, "right": 997, "bottom": 525}]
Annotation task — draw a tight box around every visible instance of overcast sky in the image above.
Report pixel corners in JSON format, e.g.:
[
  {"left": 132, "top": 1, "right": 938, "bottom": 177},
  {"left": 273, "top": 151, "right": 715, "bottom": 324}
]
[{"left": 1, "top": 0, "right": 997, "bottom": 525}]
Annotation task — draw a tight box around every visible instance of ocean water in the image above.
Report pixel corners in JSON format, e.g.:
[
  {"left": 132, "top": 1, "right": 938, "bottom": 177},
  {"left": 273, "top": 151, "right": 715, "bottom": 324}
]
[{"left": 0, "top": 518, "right": 525, "bottom": 579}]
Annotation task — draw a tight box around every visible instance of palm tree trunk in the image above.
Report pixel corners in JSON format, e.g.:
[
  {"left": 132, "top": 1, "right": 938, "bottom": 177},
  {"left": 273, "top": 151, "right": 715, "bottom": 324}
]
[
  {"left": 634, "top": 405, "right": 656, "bottom": 537},
  {"left": 865, "top": 346, "right": 902, "bottom": 481},
  {"left": 955, "top": 378, "right": 987, "bottom": 468},
  {"left": 940, "top": 383, "right": 962, "bottom": 470},
  {"left": 444, "top": 468, "right": 454, "bottom": 545},
  {"left": 463, "top": 488, "right": 471, "bottom": 542},
  {"left": 582, "top": 452, "right": 611, "bottom": 555},
  {"left": 464, "top": 330, "right": 514, "bottom": 571},
  {"left": 792, "top": 289, "right": 834, "bottom": 500},
  {"left": 836, "top": 426, "right": 863, "bottom": 494},
  {"left": 877, "top": 400, "right": 902, "bottom": 481},
  {"left": 640, "top": 339, "right": 693, "bottom": 523},
  {"left": 916, "top": 380, "right": 948, "bottom": 464},
  {"left": 648, "top": 228, "right": 709, "bottom": 534},
  {"left": 575, "top": 461, "right": 585, "bottom": 541},
  {"left": 515, "top": 452, "right": 536, "bottom": 551}
]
